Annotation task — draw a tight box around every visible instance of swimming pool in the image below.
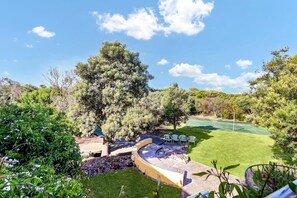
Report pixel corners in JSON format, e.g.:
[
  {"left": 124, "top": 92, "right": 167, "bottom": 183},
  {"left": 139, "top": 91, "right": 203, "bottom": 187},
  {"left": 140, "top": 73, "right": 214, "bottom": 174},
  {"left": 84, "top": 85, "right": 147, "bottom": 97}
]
[{"left": 186, "top": 117, "right": 270, "bottom": 135}]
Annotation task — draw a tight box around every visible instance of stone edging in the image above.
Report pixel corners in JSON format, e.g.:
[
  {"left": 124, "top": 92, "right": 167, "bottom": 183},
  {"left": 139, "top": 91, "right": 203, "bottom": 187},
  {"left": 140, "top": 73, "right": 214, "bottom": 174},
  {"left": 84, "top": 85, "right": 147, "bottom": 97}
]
[{"left": 132, "top": 138, "right": 185, "bottom": 188}]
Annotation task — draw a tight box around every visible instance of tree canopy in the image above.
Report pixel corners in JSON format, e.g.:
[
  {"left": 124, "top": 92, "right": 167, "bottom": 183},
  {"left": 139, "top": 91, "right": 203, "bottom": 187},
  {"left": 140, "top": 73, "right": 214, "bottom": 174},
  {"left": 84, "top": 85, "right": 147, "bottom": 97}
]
[
  {"left": 250, "top": 48, "right": 297, "bottom": 164},
  {"left": 72, "top": 42, "right": 153, "bottom": 139},
  {"left": 161, "top": 83, "right": 191, "bottom": 132}
]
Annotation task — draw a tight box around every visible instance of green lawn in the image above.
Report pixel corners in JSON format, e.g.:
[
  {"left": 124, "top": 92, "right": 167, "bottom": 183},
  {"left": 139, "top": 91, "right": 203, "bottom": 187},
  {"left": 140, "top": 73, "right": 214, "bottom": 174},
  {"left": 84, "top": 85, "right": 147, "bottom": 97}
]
[
  {"left": 176, "top": 127, "right": 279, "bottom": 178},
  {"left": 82, "top": 168, "right": 181, "bottom": 198}
]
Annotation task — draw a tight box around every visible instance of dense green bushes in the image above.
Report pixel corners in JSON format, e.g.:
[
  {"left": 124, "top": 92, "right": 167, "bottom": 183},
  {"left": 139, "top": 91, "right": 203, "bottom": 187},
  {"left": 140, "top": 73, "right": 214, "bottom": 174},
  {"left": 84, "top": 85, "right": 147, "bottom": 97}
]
[
  {"left": 0, "top": 105, "right": 81, "bottom": 176},
  {"left": 0, "top": 162, "right": 83, "bottom": 197},
  {"left": 0, "top": 105, "right": 83, "bottom": 197}
]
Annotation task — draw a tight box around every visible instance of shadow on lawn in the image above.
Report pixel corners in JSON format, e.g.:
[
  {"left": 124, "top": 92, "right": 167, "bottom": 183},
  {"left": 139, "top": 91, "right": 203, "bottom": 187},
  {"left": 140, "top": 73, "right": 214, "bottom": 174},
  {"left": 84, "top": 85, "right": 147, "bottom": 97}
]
[
  {"left": 271, "top": 144, "right": 295, "bottom": 166},
  {"left": 193, "top": 125, "right": 219, "bottom": 130},
  {"left": 162, "top": 126, "right": 213, "bottom": 154}
]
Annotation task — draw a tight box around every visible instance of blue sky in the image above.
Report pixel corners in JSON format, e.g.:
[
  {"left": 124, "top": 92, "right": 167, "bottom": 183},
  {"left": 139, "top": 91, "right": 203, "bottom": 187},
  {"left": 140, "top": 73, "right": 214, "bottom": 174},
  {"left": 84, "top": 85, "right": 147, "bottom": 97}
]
[{"left": 1, "top": 0, "right": 297, "bottom": 93}]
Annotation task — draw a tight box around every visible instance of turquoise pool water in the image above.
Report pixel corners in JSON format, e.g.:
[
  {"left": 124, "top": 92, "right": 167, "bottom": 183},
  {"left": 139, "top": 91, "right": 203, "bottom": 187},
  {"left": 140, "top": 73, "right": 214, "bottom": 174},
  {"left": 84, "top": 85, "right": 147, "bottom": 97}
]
[{"left": 186, "top": 117, "right": 270, "bottom": 135}]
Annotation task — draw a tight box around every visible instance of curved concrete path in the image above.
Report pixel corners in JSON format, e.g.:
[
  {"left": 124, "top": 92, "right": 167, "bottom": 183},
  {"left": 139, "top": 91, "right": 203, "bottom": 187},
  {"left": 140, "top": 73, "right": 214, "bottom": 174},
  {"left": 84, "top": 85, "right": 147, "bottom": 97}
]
[
  {"left": 182, "top": 160, "right": 241, "bottom": 197},
  {"left": 138, "top": 142, "right": 242, "bottom": 197},
  {"left": 110, "top": 136, "right": 242, "bottom": 197}
]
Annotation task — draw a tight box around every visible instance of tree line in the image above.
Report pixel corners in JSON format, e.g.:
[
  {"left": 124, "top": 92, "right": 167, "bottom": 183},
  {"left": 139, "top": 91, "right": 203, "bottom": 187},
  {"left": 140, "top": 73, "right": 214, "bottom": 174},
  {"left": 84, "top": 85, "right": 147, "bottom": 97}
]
[{"left": 0, "top": 42, "right": 296, "bottom": 196}]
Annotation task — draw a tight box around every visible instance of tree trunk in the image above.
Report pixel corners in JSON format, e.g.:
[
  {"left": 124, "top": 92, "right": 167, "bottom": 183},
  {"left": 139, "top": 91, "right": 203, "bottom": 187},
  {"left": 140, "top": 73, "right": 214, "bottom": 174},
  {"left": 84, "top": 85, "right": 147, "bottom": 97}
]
[{"left": 173, "top": 118, "right": 176, "bottom": 133}]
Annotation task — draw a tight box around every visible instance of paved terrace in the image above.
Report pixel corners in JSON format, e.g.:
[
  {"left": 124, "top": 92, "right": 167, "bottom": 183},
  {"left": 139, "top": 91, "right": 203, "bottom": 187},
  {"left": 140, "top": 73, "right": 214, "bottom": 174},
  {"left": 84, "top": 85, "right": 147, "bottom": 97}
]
[{"left": 138, "top": 142, "right": 242, "bottom": 197}]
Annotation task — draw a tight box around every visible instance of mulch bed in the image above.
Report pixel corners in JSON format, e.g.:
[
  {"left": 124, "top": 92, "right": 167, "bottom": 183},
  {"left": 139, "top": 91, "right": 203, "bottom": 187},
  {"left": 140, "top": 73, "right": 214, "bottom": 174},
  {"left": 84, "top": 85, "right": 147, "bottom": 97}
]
[{"left": 81, "top": 155, "right": 134, "bottom": 176}]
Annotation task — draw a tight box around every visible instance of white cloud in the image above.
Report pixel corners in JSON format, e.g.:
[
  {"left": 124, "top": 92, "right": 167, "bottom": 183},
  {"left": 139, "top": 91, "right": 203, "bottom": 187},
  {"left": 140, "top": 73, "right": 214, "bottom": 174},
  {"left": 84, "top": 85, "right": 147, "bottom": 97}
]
[
  {"left": 236, "top": 59, "right": 253, "bottom": 69},
  {"left": 157, "top": 58, "right": 169, "bottom": 65},
  {"left": 25, "top": 43, "right": 33, "bottom": 48},
  {"left": 169, "top": 63, "right": 262, "bottom": 91},
  {"left": 31, "top": 26, "right": 55, "bottom": 38},
  {"left": 92, "top": 0, "right": 214, "bottom": 40},
  {"left": 94, "top": 9, "right": 160, "bottom": 40},
  {"left": 159, "top": 0, "right": 214, "bottom": 35},
  {"left": 1, "top": 71, "right": 10, "bottom": 76},
  {"left": 224, "top": 64, "right": 231, "bottom": 69}
]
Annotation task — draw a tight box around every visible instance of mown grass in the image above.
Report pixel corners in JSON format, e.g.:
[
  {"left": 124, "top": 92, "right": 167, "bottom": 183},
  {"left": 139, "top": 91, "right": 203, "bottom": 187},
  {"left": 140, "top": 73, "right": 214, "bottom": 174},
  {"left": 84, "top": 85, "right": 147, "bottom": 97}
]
[
  {"left": 166, "top": 126, "right": 278, "bottom": 178},
  {"left": 82, "top": 168, "right": 181, "bottom": 198}
]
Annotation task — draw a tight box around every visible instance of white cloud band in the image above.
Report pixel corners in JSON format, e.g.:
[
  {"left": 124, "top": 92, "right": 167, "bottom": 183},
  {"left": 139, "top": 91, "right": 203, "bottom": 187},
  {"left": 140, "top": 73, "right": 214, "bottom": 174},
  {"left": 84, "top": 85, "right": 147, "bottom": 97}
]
[
  {"left": 169, "top": 63, "right": 262, "bottom": 91},
  {"left": 92, "top": 0, "right": 214, "bottom": 40}
]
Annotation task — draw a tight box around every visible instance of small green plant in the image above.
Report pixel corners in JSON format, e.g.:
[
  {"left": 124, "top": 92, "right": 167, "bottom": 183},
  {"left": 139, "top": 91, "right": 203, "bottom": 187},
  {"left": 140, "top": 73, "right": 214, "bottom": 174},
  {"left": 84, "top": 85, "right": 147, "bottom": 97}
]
[
  {"left": 193, "top": 161, "right": 297, "bottom": 198},
  {"left": 117, "top": 185, "right": 126, "bottom": 198},
  {"left": 289, "top": 182, "right": 297, "bottom": 194},
  {"left": 98, "top": 163, "right": 104, "bottom": 173},
  {"left": 148, "top": 175, "right": 161, "bottom": 198}
]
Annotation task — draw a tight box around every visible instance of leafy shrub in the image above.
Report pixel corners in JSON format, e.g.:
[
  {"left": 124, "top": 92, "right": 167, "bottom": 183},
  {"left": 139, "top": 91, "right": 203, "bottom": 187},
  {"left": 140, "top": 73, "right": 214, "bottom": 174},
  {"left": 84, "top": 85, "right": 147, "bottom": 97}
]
[
  {"left": 0, "top": 160, "right": 83, "bottom": 198},
  {"left": 194, "top": 161, "right": 297, "bottom": 198},
  {"left": 0, "top": 105, "right": 81, "bottom": 176}
]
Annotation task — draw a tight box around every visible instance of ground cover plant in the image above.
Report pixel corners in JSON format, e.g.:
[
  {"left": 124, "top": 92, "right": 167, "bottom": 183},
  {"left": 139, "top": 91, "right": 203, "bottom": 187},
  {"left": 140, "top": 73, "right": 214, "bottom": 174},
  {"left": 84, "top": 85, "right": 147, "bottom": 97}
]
[{"left": 82, "top": 168, "right": 181, "bottom": 198}]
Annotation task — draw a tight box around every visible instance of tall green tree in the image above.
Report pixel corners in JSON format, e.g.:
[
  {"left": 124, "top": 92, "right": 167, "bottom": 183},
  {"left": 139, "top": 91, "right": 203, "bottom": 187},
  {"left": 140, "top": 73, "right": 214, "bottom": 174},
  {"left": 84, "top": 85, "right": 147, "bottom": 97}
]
[
  {"left": 162, "top": 83, "right": 191, "bottom": 133},
  {"left": 250, "top": 48, "right": 297, "bottom": 163},
  {"left": 72, "top": 42, "right": 153, "bottom": 139},
  {"left": 120, "top": 92, "right": 162, "bottom": 140}
]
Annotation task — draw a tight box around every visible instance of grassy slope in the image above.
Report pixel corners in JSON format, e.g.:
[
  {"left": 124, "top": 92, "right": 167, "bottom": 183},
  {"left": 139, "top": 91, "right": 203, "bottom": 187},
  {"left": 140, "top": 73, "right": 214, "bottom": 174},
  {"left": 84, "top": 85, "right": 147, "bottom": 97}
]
[
  {"left": 178, "top": 127, "right": 277, "bottom": 178},
  {"left": 82, "top": 168, "right": 181, "bottom": 198}
]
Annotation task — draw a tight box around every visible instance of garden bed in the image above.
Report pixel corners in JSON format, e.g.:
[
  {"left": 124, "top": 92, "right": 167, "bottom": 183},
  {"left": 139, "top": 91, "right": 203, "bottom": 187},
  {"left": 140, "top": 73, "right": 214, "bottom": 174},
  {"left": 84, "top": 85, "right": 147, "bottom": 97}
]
[{"left": 81, "top": 155, "right": 133, "bottom": 176}]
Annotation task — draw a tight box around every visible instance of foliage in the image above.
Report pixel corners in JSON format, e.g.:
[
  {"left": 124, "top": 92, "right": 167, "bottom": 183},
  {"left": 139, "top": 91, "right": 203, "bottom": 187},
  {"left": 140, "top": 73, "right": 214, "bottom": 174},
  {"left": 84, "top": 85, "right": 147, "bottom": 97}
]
[
  {"left": 0, "top": 77, "right": 23, "bottom": 106},
  {"left": 22, "top": 84, "right": 39, "bottom": 93},
  {"left": 0, "top": 161, "right": 83, "bottom": 198},
  {"left": 81, "top": 168, "right": 181, "bottom": 198},
  {"left": 161, "top": 83, "right": 191, "bottom": 132},
  {"left": 191, "top": 92, "right": 251, "bottom": 121},
  {"left": 246, "top": 163, "right": 297, "bottom": 196},
  {"left": 72, "top": 42, "right": 153, "bottom": 138},
  {"left": 194, "top": 161, "right": 297, "bottom": 198},
  {"left": 250, "top": 48, "right": 297, "bottom": 164},
  {"left": 120, "top": 92, "right": 162, "bottom": 140},
  {"left": 0, "top": 105, "right": 81, "bottom": 176},
  {"left": 20, "top": 87, "right": 56, "bottom": 107}
]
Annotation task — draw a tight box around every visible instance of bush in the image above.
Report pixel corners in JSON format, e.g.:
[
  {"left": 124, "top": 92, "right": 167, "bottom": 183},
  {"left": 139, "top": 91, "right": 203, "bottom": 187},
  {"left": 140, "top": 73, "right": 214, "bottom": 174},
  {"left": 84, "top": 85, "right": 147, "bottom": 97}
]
[
  {"left": 0, "top": 105, "right": 81, "bottom": 176},
  {"left": 0, "top": 161, "right": 83, "bottom": 198}
]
